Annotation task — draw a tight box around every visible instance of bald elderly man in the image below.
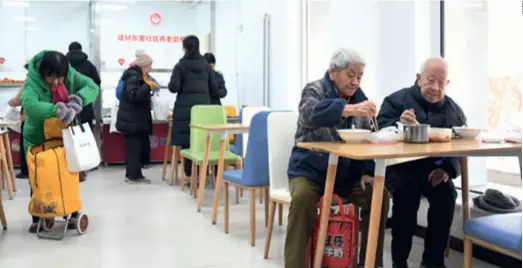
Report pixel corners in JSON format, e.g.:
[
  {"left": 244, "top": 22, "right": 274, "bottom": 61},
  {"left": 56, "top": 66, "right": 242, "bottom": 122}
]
[{"left": 377, "top": 57, "right": 467, "bottom": 268}]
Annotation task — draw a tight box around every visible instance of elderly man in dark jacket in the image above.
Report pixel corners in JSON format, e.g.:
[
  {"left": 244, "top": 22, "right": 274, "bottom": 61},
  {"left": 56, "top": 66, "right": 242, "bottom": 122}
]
[
  {"left": 203, "top": 53, "right": 227, "bottom": 105},
  {"left": 377, "top": 57, "right": 466, "bottom": 268},
  {"left": 169, "top": 35, "right": 219, "bottom": 177},
  {"left": 66, "top": 41, "right": 101, "bottom": 129},
  {"left": 285, "top": 48, "right": 389, "bottom": 268}
]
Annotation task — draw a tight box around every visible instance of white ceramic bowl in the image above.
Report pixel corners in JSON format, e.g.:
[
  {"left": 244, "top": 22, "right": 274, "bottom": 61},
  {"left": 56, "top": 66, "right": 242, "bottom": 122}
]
[
  {"left": 453, "top": 127, "right": 482, "bottom": 139},
  {"left": 337, "top": 129, "right": 371, "bottom": 143}
]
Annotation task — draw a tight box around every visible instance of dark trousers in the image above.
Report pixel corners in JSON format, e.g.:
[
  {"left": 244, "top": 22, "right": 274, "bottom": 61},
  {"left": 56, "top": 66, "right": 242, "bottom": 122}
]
[
  {"left": 284, "top": 177, "right": 389, "bottom": 268},
  {"left": 390, "top": 173, "right": 457, "bottom": 267},
  {"left": 19, "top": 121, "right": 28, "bottom": 175},
  {"left": 124, "top": 131, "right": 150, "bottom": 180}
]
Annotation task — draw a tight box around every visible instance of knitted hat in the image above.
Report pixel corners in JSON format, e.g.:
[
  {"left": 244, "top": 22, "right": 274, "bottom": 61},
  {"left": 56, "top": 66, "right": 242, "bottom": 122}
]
[{"left": 135, "top": 49, "right": 153, "bottom": 67}]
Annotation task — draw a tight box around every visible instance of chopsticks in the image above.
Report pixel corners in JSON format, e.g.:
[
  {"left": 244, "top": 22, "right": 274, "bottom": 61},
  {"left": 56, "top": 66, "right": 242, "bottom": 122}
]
[{"left": 372, "top": 117, "right": 379, "bottom": 132}]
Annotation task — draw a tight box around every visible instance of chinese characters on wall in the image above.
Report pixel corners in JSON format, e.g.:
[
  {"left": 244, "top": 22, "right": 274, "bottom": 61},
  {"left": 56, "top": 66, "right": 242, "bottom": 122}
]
[{"left": 117, "top": 34, "right": 185, "bottom": 43}]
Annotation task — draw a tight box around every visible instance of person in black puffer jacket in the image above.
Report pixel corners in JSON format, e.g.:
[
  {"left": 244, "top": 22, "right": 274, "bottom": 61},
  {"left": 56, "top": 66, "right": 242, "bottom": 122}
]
[
  {"left": 116, "top": 50, "right": 158, "bottom": 184},
  {"left": 169, "top": 35, "right": 219, "bottom": 177},
  {"left": 203, "top": 52, "right": 227, "bottom": 105},
  {"left": 66, "top": 42, "right": 101, "bottom": 130}
]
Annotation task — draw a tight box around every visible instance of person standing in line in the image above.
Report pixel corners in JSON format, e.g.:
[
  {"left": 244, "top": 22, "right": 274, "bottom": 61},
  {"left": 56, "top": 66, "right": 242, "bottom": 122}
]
[
  {"left": 203, "top": 53, "right": 227, "bottom": 105},
  {"left": 116, "top": 50, "right": 157, "bottom": 184},
  {"left": 66, "top": 41, "right": 101, "bottom": 131},
  {"left": 169, "top": 35, "right": 219, "bottom": 181},
  {"left": 8, "top": 64, "right": 29, "bottom": 179}
]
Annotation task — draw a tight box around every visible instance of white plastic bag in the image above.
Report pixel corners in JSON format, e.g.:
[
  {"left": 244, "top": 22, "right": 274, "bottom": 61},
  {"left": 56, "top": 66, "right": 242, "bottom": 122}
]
[
  {"left": 62, "top": 122, "right": 101, "bottom": 172},
  {"left": 109, "top": 99, "right": 119, "bottom": 133},
  {"left": 3, "top": 107, "right": 21, "bottom": 133},
  {"left": 151, "top": 94, "right": 169, "bottom": 120}
]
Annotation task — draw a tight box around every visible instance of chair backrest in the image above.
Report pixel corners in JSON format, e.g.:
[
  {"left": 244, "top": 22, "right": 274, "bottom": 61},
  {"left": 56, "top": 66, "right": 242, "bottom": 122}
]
[
  {"left": 223, "top": 105, "right": 237, "bottom": 117},
  {"left": 241, "top": 111, "right": 272, "bottom": 186},
  {"left": 242, "top": 106, "right": 271, "bottom": 158},
  {"left": 267, "top": 111, "right": 299, "bottom": 191},
  {"left": 189, "top": 105, "right": 229, "bottom": 153}
]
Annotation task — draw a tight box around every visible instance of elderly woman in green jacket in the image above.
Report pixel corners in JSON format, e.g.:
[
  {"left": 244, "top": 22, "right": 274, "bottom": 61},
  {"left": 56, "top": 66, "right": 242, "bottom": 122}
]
[{"left": 21, "top": 50, "right": 99, "bottom": 233}]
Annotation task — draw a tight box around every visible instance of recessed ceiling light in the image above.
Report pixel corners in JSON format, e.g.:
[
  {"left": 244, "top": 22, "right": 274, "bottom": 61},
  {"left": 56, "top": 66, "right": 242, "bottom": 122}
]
[
  {"left": 4, "top": 1, "right": 29, "bottom": 8},
  {"left": 14, "top": 16, "right": 36, "bottom": 22}
]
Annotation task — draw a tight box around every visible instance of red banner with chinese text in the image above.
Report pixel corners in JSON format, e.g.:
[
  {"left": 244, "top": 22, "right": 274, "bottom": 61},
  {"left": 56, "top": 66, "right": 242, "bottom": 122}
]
[
  {"left": 117, "top": 34, "right": 184, "bottom": 43},
  {"left": 308, "top": 194, "right": 359, "bottom": 268}
]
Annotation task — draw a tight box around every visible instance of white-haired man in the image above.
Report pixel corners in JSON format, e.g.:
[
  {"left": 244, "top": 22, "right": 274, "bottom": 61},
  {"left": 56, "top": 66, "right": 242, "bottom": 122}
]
[
  {"left": 285, "top": 48, "right": 388, "bottom": 268},
  {"left": 378, "top": 57, "right": 467, "bottom": 268}
]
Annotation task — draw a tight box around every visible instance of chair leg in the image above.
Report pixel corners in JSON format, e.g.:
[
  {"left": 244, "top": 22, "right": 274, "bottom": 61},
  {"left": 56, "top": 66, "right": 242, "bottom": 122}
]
[
  {"left": 178, "top": 154, "right": 184, "bottom": 186},
  {"left": 235, "top": 187, "right": 240, "bottom": 204},
  {"left": 249, "top": 188, "right": 256, "bottom": 247},
  {"left": 169, "top": 149, "right": 177, "bottom": 186},
  {"left": 463, "top": 237, "right": 473, "bottom": 268},
  {"left": 264, "top": 188, "right": 269, "bottom": 227},
  {"left": 191, "top": 163, "right": 197, "bottom": 198},
  {"left": 224, "top": 181, "right": 230, "bottom": 234},
  {"left": 278, "top": 203, "right": 283, "bottom": 226},
  {"left": 264, "top": 200, "right": 277, "bottom": 259},
  {"left": 0, "top": 196, "right": 7, "bottom": 229}
]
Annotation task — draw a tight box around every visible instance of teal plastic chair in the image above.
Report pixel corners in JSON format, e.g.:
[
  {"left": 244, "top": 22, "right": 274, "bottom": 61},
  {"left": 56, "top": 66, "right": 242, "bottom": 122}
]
[{"left": 180, "top": 105, "right": 242, "bottom": 193}]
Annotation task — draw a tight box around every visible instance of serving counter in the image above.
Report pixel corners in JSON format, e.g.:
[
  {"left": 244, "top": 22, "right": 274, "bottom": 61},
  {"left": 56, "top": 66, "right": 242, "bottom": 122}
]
[{"left": 101, "top": 119, "right": 174, "bottom": 165}]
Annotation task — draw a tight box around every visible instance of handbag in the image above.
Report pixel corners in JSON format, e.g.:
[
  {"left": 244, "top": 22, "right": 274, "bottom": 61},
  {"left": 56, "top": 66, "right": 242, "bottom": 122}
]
[
  {"left": 62, "top": 72, "right": 101, "bottom": 175},
  {"left": 308, "top": 194, "right": 359, "bottom": 268}
]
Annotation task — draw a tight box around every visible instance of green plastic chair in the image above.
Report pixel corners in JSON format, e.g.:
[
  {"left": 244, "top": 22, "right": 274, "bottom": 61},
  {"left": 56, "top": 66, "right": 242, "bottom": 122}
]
[{"left": 181, "top": 105, "right": 242, "bottom": 164}]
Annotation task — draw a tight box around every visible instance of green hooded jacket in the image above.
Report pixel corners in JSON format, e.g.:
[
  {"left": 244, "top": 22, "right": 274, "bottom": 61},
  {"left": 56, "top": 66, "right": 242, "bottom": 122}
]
[{"left": 21, "top": 51, "right": 100, "bottom": 151}]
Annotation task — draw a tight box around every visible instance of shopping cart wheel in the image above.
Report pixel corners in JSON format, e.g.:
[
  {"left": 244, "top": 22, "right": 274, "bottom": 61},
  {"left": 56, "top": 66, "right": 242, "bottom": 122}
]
[
  {"left": 76, "top": 213, "right": 89, "bottom": 235},
  {"left": 42, "top": 218, "right": 55, "bottom": 232}
]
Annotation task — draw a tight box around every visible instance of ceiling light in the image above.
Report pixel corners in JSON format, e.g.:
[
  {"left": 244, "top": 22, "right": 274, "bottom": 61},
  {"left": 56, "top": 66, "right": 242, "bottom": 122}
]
[
  {"left": 14, "top": 16, "right": 35, "bottom": 21},
  {"left": 21, "top": 26, "right": 38, "bottom": 31},
  {"left": 4, "top": 1, "right": 29, "bottom": 8},
  {"left": 99, "top": 4, "right": 128, "bottom": 11}
]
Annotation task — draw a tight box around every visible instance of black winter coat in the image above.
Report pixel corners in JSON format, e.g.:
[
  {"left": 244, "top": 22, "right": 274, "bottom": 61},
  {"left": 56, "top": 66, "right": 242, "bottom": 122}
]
[
  {"left": 168, "top": 53, "right": 219, "bottom": 147},
  {"left": 116, "top": 66, "right": 153, "bottom": 135},
  {"left": 210, "top": 70, "right": 227, "bottom": 105},
  {"left": 377, "top": 82, "right": 467, "bottom": 194},
  {"left": 66, "top": 50, "right": 101, "bottom": 123}
]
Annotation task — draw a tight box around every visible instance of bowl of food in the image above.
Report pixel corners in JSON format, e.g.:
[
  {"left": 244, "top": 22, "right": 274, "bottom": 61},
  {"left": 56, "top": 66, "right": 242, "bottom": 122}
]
[
  {"left": 429, "top": 128, "right": 452, "bottom": 142},
  {"left": 337, "top": 129, "right": 371, "bottom": 143},
  {"left": 453, "top": 127, "right": 482, "bottom": 139}
]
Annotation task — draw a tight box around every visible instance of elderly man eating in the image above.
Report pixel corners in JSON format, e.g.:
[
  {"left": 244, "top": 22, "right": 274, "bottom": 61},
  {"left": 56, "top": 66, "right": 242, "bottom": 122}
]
[
  {"left": 285, "top": 48, "right": 389, "bottom": 268},
  {"left": 377, "top": 57, "right": 467, "bottom": 268}
]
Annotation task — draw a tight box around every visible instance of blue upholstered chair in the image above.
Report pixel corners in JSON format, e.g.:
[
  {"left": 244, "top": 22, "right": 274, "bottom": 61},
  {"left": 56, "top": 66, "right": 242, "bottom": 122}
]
[
  {"left": 222, "top": 111, "right": 272, "bottom": 247},
  {"left": 463, "top": 213, "right": 522, "bottom": 267}
]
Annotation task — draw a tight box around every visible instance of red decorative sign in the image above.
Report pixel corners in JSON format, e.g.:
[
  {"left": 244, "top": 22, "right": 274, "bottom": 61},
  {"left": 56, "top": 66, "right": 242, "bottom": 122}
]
[
  {"left": 117, "top": 34, "right": 184, "bottom": 43},
  {"left": 0, "top": 57, "right": 5, "bottom": 65},
  {"left": 117, "top": 58, "right": 125, "bottom": 66},
  {"left": 150, "top": 12, "right": 162, "bottom": 25}
]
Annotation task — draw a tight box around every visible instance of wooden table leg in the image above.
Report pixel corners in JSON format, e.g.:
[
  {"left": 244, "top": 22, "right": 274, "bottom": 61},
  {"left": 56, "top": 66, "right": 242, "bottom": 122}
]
[
  {"left": 460, "top": 157, "right": 470, "bottom": 223},
  {"left": 0, "top": 189, "right": 6, "bottom": 229},
  {"left": 3, "top": 133, "right": 16, "bottom": 191},
  {"left": 363, "top": 159, "right": 388, "bottom": 268},
  {"left": 169, "top": 147, "right": 178, "bottom": 186},
  {"left": 161, "top": 122, "right": 172, "bottom": 180},
  {"left": 0, "top": 138, "right": 13, "bottom": 199},
  {"left": 212, "top": 131, "right": 228, "bottom": 224},
  {"left": 313, "top": 154, "right": 338, "bottom": 268},
  {"left": 196, "top": 132, "right": 212, "bottom": 212}
]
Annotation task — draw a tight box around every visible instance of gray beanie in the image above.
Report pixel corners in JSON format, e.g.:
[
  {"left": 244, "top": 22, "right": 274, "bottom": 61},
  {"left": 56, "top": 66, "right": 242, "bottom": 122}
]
[{"left": 135, "top": 49, "right": 153, "bottom": 67}]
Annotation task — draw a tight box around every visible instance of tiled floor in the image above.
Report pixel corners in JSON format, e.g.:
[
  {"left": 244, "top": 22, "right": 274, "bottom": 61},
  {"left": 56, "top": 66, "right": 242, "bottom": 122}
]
[{"left": 0, "top": 165, "right": 500, "bottom": 268}]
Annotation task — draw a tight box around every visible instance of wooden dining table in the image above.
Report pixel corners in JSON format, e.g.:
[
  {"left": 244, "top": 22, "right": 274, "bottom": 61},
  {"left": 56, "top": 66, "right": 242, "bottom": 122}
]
[
  {"left": 189, "top": 123, "right": 249, "bottom": 214},
  {"left": 0, "top": 121, "right": 19, "bottom": 199},
  {"left": 296, "top": 139, "right": 522, "bottom": 268}
]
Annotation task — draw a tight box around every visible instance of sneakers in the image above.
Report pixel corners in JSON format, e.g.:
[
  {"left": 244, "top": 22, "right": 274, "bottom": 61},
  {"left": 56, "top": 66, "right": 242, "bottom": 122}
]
[
  {"left": 125, "top": 177, "right": 151, "bottom": 184},
  {"left": 16, "top": 172, "right": 28, "bottom": 179},
  {"left": 28, "top": 222, "right": 44, "bottom": 233},
  {"left": 420, "top": 263, "right": 447, "bottom": 268}
]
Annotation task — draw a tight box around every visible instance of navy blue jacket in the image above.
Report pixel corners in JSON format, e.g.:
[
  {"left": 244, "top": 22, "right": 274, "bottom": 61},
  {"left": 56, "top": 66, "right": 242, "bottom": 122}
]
[
  {"left": 377, "top": 82, "right": 467, "bottom": 193},
  {"left": 287, "top": 72, "right": 375, "bottom": 193}
]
